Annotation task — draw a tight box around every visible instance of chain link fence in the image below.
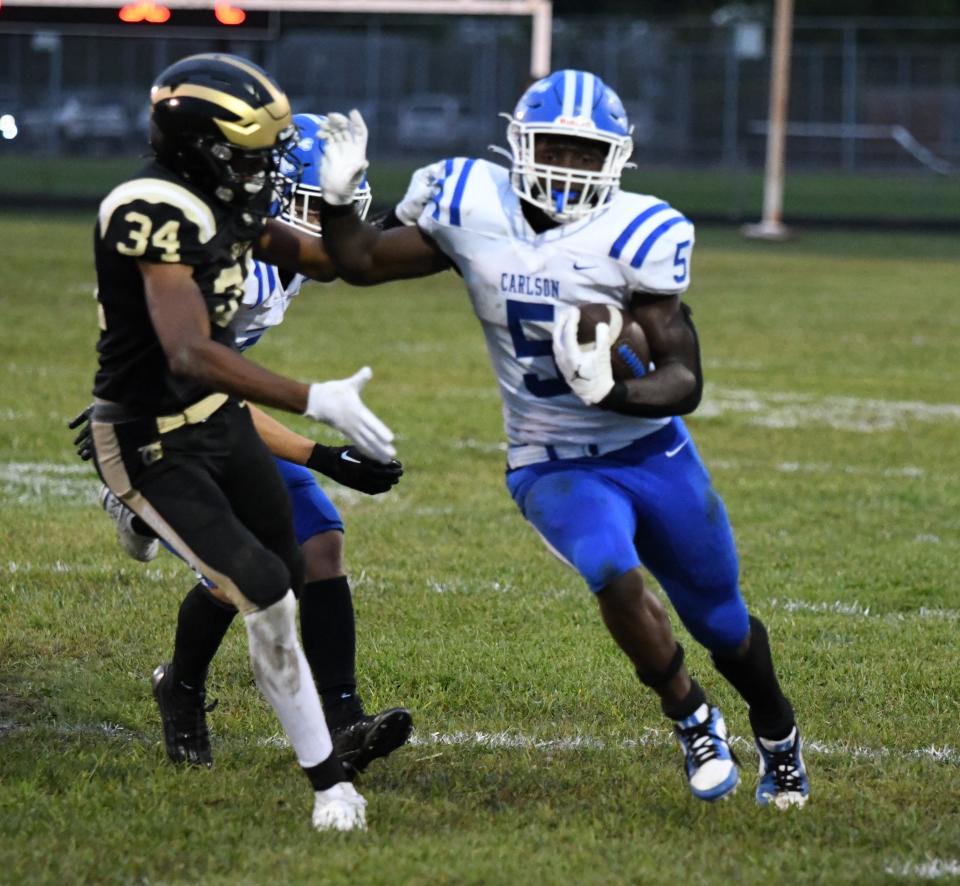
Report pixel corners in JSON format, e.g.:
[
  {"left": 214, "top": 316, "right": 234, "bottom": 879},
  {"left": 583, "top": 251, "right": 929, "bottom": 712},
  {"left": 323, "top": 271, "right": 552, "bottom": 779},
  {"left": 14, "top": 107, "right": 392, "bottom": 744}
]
[{"left": 1, "top": 14, "right": 958, "bottom": 217}]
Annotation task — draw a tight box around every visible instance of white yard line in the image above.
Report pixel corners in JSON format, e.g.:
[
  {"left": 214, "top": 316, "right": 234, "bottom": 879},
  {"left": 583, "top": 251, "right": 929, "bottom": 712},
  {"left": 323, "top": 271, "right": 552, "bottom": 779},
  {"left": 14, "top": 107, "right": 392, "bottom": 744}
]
[
  {"left": 0, "top": 461, "right": 97, "bottom": 505},
  {"left": 884, "top": 859, "right": 960, "bottom": 880},
  {"left": 405, "top": 728, "right": 960, "bottom": 766},
  {"left": 698, "top": 386, "right": 960, "bottom": 432},
  {"left": 766, "top": 597, "right": 960, "bottom": 623},
  {"left": 710, "top": 458, "right": 927, "bottom": 479},
  {"left": 0, "top": 461, "right": 384, "bottom": 508},
  {"left": 3, "top": 560, "right": 186, "bottom": 580},
  {"left": 2, "top": 720, "right": 955, "bottom": 767}
]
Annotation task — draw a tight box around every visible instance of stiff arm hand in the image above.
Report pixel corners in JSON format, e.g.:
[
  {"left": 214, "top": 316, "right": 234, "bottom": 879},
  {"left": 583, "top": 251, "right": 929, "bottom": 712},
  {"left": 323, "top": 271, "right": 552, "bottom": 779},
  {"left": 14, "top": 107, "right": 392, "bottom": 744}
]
[
  {"left": 304, "top": 367, "right": 396, "bottom": 463},
  {"left": 318, "top": 111, "right": 370, "bottom": 206},
  {"left": 551, "top": 307, "right": 616, "bottom": 406}
]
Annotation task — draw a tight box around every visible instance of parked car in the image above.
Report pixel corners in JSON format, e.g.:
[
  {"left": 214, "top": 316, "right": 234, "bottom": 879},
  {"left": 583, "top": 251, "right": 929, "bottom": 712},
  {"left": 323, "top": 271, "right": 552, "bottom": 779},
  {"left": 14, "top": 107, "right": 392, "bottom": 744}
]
[
  {"left": 396, "top": 94, "right": 475, "bottom": 150},
  {"left": 18, "top": 94, "right": 133, "bottom": 153}
]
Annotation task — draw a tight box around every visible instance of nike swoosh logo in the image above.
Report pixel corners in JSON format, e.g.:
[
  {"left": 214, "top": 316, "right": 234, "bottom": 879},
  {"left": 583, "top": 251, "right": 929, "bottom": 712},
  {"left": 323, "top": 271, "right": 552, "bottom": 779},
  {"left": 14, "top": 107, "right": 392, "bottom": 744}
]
[
  {"left": 340, "top": 451, "right": 362, "bottom": 464},
  {"left": 665, "top": 439, "right": 689, "bottom": 458},
  {"left": 573, "top": 262, "right": 596, "bottom": 271}
]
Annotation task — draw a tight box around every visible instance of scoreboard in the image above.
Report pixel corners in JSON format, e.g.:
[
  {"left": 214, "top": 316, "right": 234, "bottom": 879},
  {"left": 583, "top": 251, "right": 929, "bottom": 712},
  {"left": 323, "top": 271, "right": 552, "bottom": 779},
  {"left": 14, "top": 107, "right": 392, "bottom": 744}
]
[{"left": 0, "top": 2, "right": 275, "bottom": 35}]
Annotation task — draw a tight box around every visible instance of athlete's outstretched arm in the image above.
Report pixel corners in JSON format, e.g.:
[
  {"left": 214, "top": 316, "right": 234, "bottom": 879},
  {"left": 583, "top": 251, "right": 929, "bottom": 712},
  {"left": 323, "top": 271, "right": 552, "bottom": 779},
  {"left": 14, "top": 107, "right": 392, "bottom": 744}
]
[
  {"left": 320, "top": 203, "right": 449, "bottom": 284},
  {"left": 254, "top": 221, "right": 338, "bottom": 282},
  {"left": 142, "top": 261, "right": 311, "bottom": 412},
  {"left": 601, "top": 293, "right": 703, "bottom": 417},
  {"left": 140, "top": 261, "right": 396, "bottom": 461},
  {"left": 248, "top": 403, "right": 315, "bottom": 463},
  {"left": 248, "top": 404, "right": 402, "bottom": 494},
  {"left": 313, "top": 110, "right": 449, "bottom": 284}
]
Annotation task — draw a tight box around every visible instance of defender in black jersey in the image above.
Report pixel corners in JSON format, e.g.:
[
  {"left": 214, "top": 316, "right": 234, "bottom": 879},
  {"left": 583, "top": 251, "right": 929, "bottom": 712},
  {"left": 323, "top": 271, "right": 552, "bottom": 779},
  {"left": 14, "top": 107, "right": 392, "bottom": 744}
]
[{"left": 89, "top": 53, "right": 390, "bottom": 831}]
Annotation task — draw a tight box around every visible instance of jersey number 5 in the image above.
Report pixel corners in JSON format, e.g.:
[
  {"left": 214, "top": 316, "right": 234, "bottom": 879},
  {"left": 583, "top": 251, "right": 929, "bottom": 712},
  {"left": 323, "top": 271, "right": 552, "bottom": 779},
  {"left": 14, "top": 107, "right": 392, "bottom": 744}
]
[{"left": 506, "top": 300, "right": 570, "bottom": 398}]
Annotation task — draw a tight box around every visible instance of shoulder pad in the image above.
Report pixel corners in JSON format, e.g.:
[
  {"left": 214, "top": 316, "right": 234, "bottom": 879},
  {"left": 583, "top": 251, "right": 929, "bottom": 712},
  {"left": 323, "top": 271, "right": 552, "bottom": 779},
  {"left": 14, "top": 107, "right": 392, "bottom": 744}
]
[
  {"left": 605, "top": 195, "right": 695, "bottom": 294},
  {"left": 99, "top": 178, "right": 218, "bottom": 264},
  {"left": 425, "top": 158, "right": 505, "bottom": 229}
]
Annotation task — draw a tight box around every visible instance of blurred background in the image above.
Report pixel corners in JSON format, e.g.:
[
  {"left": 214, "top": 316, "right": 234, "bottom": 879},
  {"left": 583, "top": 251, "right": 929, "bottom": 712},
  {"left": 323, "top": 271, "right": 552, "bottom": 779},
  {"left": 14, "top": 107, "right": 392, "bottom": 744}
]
[{"left": 1, "top": 0, "right": 958, "bottom": 224}]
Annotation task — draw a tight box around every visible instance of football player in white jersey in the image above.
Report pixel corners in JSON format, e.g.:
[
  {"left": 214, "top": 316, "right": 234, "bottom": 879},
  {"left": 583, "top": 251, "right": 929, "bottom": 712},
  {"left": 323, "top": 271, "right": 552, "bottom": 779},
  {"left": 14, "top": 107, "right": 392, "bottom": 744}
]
[
  {"left": 87, "top": 113, "right": 414, "bottom": 778},
  {"left": 313, "top": 70, "right": 810, "bottom": 809}
]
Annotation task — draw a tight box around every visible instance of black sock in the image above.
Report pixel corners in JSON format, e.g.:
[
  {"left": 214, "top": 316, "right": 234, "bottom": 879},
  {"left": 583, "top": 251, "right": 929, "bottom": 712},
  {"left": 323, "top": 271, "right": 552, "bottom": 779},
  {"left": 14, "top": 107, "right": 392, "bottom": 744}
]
[
  {"left": 300, "top": 577, "right": 363, "bottom": 727},
  {"left": 712, "top": 615, "right": 795, "bottom": 740},
  {"left": 661, "top": 679, "right": 707, "bottom": 722},
  {"left": 302, "top": 753, "right": 347, "bottom": 791},
  {"left": 170, "top": 583, "right": 237, "bottom": 691}
]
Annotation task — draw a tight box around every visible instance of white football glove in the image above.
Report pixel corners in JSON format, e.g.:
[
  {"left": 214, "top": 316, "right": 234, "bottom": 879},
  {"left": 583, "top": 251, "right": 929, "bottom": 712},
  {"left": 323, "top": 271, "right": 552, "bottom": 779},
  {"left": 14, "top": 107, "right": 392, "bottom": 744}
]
[
  {"left": 318, "top": 110, "right": 370, "bottom": 206},
  {"left": 395, "top": 160, "right": 445, "bottom": 226},
  {"left": 552, "top": 307, "right": 616, "bottom": 406},
  {"left": 304, "top": 367, "right": 396, "bottom": 463}
]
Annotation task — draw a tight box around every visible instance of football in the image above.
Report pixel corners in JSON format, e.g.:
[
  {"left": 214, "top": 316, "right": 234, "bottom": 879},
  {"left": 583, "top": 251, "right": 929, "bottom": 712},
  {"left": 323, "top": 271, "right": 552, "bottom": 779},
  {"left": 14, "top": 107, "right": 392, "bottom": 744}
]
[{"left": 576, "top": 303, "right": 651, "bottom": 381}]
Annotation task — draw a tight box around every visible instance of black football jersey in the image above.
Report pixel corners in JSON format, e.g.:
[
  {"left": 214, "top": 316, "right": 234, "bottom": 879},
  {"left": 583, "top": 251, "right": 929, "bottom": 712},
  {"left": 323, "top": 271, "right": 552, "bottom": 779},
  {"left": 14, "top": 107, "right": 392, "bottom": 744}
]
[{"left": 93, "top": 160, "right": 261, "bottom": 415}]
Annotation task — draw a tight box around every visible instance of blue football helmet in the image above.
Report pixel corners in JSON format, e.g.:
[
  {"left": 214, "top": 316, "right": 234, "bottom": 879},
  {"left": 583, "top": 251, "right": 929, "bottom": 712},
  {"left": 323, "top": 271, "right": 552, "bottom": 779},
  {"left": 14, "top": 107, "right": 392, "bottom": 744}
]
[
  {"left": 280, "top": 112, "right": 372, "bottom": 234},
  {"left": 507, "top": 70, "right": 634, "bottom": 223}
]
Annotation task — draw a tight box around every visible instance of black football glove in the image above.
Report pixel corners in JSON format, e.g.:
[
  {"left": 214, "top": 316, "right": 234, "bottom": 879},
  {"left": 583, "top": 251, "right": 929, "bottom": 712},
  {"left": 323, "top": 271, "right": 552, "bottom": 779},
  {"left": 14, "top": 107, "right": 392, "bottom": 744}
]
[
  {"left": 68, "top": 404, "right": 94, "bottom": 462},
  {"left": 306, "top": 443, "right": 403, "bottom": 495}
]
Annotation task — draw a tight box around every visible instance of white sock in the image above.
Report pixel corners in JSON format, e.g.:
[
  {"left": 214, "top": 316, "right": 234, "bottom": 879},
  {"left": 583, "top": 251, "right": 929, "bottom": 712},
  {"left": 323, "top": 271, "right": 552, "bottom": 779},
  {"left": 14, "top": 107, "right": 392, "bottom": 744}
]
[{"left": 244, "top": 590, "right": 333, "bottom": 767}]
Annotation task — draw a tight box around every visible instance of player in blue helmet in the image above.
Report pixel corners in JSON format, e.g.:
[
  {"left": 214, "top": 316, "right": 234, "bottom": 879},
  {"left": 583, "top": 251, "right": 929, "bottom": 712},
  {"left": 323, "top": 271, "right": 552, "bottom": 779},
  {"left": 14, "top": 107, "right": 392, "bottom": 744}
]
[
  {"left": 85, "top": 111, "right": 418, "bottom": 780},
  {"left": 281, "top": 113, "right": 372, "bottom": 234},
  {"left": 313, "top": 70, "right": 810, "bottom": 810},
  {"left": 506, "top": 69, "right": 634, "bottom": 222}
]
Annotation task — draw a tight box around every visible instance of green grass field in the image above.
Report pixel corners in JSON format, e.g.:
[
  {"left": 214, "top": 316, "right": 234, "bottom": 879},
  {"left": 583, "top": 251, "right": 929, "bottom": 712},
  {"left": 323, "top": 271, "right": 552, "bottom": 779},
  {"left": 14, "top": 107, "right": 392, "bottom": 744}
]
[{"left": 1, "top": 214, "right": 958, "bottom": 884}]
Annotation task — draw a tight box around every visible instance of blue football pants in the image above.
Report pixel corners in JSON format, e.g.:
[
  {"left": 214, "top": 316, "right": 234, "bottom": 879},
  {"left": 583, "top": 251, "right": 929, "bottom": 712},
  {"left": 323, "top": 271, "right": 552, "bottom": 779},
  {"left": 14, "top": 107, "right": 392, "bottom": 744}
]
[{"left": 506, "top": 418, "right": 749, "bottom": 654}]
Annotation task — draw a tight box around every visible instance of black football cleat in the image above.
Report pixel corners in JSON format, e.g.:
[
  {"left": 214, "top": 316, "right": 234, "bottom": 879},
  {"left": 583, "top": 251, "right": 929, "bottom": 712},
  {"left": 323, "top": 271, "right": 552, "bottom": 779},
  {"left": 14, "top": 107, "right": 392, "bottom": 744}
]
[
  {"left": 331, "top": 707, "right": 413, "bottom": 777},
  {"left": 151, "top": 662, "right": 215, "bottom": 768}
]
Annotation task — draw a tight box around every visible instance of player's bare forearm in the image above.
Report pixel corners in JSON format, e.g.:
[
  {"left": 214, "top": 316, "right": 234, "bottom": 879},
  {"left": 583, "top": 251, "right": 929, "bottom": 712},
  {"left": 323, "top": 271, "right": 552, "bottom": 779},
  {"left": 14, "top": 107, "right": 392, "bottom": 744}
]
[
  {"left": 601, "top": 362, "right": 701, "bottom": 417},
  {"left": 248, "top": 404, "right": 315, "bottom": 464},
  {"left": 601, "top": 295, "right": 703, "bottom": 417},
  {"left": 320, "top": 201, "right": 449, "bottom": 284},
  {"left": 255, "top": 220, "right": 338, "bottom": 282},
  {"left": 171, "top": 336, "right": 311, "bottom": 414},
  {"left": 141, "top": 260, "right": 310, "bottom": 414}
]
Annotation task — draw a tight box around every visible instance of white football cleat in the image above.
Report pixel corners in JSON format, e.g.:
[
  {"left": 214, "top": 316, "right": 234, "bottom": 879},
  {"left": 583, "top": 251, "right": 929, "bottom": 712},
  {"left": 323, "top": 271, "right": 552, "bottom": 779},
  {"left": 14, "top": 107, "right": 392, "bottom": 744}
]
[
  {"left": 674, "top": 703, "right": 740, "bottom": 802},
  {"left": 311, "top": 781, "right": 367, "bottom": 832},
  {"left": 98, "top": 484, "right": 159, "bottom": 563}
]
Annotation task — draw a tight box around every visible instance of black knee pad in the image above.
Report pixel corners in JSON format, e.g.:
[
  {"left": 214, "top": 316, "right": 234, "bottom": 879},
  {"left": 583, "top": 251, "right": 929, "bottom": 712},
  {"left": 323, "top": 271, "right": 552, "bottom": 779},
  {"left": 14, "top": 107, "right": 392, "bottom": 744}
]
[{"left": 232, "top": 546, "right": 292, "bottom": 610}]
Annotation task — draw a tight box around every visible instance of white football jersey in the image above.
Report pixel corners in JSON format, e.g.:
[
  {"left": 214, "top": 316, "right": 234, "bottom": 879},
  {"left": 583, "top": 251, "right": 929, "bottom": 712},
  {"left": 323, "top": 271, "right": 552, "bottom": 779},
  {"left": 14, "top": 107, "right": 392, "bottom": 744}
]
[
  {"left": 233, "top": 260, "right": 308, "bottom": 351},
  {"left": 417, "top": 158, "right": 695, "bottom": 463}
]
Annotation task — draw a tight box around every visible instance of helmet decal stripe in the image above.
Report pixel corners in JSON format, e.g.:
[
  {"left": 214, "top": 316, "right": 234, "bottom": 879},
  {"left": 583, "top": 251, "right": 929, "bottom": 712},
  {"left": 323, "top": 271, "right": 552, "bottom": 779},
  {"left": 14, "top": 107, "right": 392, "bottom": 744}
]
[
  {"left": 562, "top": 70, "right": 577, "bottom": 119},
  {"left": 216, "top": 54, "right": 287, "bottom": 107},
  {"left": 630, "top": 215, "right": 690, "bottom": 269},
  {"left": 609, "top": 202, "right": 671, "bottom": 259},
  {"left": 573, "top": 71, "right": 584, "bottom": 117},
  {"left": 152, "top": 82, "right": 291, "bottom": 149},
  {"left": 581, "top": 72, "right": 596, "bottom": 116}
]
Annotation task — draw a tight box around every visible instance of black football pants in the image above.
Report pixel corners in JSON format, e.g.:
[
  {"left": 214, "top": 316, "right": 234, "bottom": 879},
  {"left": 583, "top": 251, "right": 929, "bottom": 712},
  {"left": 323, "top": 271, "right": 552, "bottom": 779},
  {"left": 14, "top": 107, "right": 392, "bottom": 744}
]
[{"left": 92, "top": 399, "right": 304, "bottom": 614}]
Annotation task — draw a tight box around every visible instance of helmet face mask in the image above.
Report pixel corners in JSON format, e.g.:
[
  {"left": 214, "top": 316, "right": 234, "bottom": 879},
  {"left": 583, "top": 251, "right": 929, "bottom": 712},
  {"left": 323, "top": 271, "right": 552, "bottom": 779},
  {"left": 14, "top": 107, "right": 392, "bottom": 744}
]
[
  {"left": 507, "top": 70, "right": 634, "bottom": 223},
  {"left": 149, "top": 53, "right": 296, "bottom": 222},
  {"left": 277, "top": 113, "right": 372, "bottom": 236}
]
